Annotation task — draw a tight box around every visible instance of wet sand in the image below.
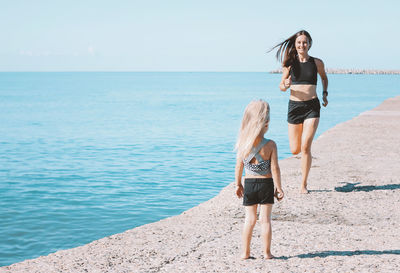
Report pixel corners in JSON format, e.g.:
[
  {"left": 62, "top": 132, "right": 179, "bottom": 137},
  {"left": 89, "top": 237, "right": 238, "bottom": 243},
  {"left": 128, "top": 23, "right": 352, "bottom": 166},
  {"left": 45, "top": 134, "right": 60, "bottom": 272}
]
[{"left": 2, "top": 96, "right": 400, "bottom": 273}]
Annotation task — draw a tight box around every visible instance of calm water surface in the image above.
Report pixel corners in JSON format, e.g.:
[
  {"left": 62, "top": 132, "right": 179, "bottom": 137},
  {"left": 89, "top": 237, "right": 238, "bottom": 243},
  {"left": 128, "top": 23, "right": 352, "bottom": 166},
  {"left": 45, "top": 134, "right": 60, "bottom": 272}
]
[{"left": 0, "top": 72, "right": 399, "bottom": 266}]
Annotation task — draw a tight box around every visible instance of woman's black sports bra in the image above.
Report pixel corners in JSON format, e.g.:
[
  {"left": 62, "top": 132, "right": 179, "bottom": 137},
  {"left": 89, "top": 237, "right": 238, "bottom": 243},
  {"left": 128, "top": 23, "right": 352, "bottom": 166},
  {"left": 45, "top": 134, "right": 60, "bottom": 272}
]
[{"left": 290, "top": 56, "right": 317, "bottom": 85}]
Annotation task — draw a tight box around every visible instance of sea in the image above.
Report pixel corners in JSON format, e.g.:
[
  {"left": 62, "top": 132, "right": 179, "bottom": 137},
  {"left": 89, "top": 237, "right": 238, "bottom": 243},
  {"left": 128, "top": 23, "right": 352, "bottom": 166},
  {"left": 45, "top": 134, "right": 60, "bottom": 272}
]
[{"left": 1, "top": 72, "right": 399, "bottom": 266}]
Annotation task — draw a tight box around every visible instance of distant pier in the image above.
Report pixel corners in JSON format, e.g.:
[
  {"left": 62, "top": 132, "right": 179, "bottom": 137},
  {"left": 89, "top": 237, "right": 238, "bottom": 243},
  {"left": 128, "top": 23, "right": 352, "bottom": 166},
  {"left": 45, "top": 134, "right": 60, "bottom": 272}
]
[{"left": 269, "top": 68, "right": 400, "bottom": 75}]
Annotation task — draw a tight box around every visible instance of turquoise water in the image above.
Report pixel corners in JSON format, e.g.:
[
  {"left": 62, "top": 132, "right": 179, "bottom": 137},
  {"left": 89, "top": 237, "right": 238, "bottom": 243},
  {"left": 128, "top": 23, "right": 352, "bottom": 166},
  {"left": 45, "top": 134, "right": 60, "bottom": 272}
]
[{"left": 0, "top": 72, "right": 399, "bottom": 266}]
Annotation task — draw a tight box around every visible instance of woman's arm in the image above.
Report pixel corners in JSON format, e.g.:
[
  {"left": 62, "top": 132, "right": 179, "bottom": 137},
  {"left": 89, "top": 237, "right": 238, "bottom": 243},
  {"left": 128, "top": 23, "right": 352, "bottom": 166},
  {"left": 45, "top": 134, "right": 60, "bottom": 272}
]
[
  {"left": 279, "top": 66, "right": 291, "bottom": 91},
  {"left": 270, "top": 141, "right": 284, "bottom": 200},
  {"left": 235, "top": 158, "right": 244, "bottom": 198},
  {"left": 315, "top": 58, "right": 329, "bottom": 107}
]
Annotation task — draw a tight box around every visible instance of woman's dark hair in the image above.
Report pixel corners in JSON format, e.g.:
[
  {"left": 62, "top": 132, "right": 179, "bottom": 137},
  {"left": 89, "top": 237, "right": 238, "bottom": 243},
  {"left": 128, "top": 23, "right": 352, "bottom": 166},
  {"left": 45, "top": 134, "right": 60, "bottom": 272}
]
[{"left": 270, "top": 30, "right": 312, "bottom": 68}]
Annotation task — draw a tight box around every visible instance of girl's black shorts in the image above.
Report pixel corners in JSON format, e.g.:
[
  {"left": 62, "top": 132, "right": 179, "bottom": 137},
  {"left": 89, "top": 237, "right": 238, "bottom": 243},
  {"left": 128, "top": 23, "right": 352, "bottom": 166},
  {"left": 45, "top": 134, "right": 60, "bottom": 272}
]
[
  {"left": 243, "top": 178, "right": 274, "bottom": 206},
  {"left": 287, "top": 98, "right": 321, "bottom": 124}
]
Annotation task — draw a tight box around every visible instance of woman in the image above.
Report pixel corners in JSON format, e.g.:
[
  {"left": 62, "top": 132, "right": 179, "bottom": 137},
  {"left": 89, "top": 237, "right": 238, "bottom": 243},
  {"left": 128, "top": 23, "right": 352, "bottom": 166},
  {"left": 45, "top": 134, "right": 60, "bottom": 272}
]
[
  {"left": 235, "top": 100, "right": 284, "bottom": 259},
  {"left": 271, "top": 30, "right": 328, "bottom": 194}
]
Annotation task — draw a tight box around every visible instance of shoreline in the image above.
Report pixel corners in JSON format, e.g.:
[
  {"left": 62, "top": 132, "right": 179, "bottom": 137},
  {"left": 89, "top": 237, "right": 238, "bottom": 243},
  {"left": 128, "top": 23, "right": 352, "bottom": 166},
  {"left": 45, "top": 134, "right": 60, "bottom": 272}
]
[{"left": 2, "top": 96, "right": 400, "bottom": 272}]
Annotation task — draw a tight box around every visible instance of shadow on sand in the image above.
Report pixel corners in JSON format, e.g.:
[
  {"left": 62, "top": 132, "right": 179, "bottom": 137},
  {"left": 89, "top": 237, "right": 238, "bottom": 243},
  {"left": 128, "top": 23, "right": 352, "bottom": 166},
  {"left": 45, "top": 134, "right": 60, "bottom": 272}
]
[
  {"left": 334, "top": 182, "right": 400, "bottom": 193},
  {"left": 275, "top": 249, "right": 400, "bottom": 260}
]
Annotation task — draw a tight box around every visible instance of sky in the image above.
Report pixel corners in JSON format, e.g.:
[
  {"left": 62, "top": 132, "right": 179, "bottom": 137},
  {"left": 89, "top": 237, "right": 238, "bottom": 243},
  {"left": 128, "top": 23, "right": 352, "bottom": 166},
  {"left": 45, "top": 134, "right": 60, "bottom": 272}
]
[{"left": 1, "top": 0, "right": 399, "bottom": 71}]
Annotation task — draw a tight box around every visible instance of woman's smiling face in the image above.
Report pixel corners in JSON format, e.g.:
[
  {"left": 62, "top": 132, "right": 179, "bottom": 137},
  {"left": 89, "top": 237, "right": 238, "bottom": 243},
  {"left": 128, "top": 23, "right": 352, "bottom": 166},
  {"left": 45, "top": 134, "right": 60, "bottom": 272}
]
[{"left": 295, "top": 35, "right": 310, "bottom": 54}]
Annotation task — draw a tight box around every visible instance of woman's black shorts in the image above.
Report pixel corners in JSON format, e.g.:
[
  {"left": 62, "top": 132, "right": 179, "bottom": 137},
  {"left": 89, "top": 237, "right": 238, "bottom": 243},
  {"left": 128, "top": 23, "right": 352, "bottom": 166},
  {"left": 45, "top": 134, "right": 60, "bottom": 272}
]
[
  {"left": 243, "top": 178, "right": 274, "bottom": 206},
  {"left": 287, "top": 98, "right": 321, "bottom": 124}
]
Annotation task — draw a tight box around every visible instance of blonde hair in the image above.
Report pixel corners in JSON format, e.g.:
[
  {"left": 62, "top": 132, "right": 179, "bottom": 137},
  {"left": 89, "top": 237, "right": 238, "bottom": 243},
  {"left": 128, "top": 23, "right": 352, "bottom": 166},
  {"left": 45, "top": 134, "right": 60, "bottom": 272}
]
[{"left": 235, "top": 100, "right": 270, "bottom": 161}]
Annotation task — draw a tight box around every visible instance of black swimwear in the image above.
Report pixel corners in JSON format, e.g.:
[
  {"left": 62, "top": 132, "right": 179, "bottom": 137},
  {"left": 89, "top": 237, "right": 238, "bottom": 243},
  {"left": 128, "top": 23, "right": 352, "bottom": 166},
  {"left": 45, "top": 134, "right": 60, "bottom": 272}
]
[
  {"left": 287, "top": 56, "right": 320, "bottom": 124},
  {"left": 243, "top": 178, "right": 274, "bottom": 206},
  {"left": 287, "top": 98, "right": 321, "bottom": 124},
  {"left": 290, "top": 56, "right": 317, "bottom": 85}
]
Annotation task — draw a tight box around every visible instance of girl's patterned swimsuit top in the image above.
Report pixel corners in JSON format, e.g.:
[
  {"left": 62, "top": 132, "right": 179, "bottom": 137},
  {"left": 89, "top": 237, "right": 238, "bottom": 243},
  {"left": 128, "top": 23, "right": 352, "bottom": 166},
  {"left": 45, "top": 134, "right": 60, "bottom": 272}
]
[{"left": 243, "top": 138, "right": 271, "bottom": 176}]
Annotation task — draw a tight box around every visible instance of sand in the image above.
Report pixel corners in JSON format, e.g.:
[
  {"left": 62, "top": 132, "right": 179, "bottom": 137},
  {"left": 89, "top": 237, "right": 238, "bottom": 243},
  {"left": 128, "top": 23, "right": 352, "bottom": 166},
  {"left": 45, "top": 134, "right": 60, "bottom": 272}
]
[{"left": 2, "top": 96, "right": 400, "bottom": 273}]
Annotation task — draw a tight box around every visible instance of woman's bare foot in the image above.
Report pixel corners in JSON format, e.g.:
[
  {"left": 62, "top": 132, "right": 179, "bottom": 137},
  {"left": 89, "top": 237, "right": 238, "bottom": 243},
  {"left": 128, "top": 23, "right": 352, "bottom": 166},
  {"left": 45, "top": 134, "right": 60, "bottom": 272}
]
[
  {"left": 240, "top": 252, "right": 250, "bottom": 260},
  {"left": 264, "top": 253, "right": 274, "bottom": 259},
  {"left": 300, "top": 187, "right": 309, "bottom": 194}
]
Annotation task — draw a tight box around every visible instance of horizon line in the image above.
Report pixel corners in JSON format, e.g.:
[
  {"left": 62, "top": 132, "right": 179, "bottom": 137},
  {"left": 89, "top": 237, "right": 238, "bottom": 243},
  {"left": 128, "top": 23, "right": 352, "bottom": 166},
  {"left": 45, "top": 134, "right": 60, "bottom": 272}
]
[{"left": 0, "top": 68, "right": 399, "bottom": 73}]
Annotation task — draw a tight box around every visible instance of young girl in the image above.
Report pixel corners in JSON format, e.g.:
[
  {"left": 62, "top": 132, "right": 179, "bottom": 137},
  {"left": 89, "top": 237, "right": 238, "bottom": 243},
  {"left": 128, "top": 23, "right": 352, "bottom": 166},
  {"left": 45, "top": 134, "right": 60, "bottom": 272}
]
[{"left": 235, "top": 99, "right": 284, "bottom": 260}]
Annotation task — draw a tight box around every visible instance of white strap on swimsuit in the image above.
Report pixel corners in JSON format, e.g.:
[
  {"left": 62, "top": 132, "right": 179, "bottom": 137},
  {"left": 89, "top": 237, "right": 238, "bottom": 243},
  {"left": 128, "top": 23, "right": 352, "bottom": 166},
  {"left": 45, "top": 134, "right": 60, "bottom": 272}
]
[{"left": 243, "top": 138, "right": 271, "bottom": 176}]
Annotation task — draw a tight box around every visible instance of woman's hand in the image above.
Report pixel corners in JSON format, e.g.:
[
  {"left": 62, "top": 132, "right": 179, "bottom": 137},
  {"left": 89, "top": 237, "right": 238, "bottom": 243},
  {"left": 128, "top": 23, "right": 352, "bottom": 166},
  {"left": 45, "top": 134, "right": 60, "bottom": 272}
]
[
  {"left": 235, "top": 184, "right": 243, "bottom": 198},
  {"left": 322, "top": 94, "right": 328, "bottom": 107},
  {"left": 274, "top": 188, "right": 284, "bottom": 201},
  {"left": 284, "top": 75, "right": 292, "bottom": 89},
  {"left": 279, "top": 67, "right": 291, "bottom": 91}
]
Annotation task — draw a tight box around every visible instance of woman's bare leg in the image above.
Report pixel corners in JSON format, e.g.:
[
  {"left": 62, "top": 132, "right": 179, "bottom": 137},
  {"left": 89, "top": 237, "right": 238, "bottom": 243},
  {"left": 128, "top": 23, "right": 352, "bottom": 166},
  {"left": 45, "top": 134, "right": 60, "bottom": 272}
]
[
  {"left": 300, "top": 118, "right": 319, "bottom": 193},
  {"left": 288, "top": 123, "right": 303, "bottom": 155}
]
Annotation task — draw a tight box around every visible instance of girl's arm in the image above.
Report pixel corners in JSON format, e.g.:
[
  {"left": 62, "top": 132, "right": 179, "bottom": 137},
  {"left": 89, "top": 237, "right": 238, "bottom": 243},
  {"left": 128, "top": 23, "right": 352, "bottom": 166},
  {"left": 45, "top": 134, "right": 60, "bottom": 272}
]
[
  {"left": 315, "top": 58, "right": 329, "bottom": 107},
  {"left": 270, "top": 141, "right": 284, "bottom": 200},
  {"left": 235, "top": 158, "right": 244, "bottom": 198},
  {"left": 279, "top": 66, "right": 291, "bottom": 91}
]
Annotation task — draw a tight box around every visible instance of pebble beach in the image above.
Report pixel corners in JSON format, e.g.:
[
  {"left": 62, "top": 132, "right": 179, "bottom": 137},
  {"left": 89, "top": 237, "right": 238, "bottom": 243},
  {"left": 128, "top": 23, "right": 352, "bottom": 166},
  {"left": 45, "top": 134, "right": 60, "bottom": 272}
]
[{"left": 2, "top": 96, "right": 400, "bottom": 273}]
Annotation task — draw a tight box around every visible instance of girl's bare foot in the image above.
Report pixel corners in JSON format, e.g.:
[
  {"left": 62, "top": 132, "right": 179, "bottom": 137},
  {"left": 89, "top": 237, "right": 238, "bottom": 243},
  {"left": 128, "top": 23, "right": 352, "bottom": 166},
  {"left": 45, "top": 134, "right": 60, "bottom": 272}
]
[{"left": 240, "top": 252, "right": 250, "bottom": 260}]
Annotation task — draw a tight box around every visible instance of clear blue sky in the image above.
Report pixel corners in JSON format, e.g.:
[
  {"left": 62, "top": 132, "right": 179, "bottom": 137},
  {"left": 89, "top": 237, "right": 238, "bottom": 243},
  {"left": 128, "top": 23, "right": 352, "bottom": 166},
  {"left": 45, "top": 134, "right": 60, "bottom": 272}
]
[{"left": 1, "top": 0, "right": 399, "bottom": 71}]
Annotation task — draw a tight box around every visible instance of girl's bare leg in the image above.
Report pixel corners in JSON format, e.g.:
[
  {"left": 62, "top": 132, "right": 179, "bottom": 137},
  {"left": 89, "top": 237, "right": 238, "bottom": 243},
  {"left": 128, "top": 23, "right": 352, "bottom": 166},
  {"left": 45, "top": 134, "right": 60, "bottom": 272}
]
[
  {"left": 259, "top": 204, "right": 273, "bottom": 259},
  {"left": 241, "top": 205, "right": 257, "bottom": 259}
]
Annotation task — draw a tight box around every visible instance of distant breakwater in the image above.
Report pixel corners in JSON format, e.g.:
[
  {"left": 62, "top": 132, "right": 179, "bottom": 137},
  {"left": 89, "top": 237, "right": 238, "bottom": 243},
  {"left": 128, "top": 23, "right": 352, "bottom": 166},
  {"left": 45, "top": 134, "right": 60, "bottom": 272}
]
[{"left": 269, "top": 68, "right": 400, "bottom": 75}]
